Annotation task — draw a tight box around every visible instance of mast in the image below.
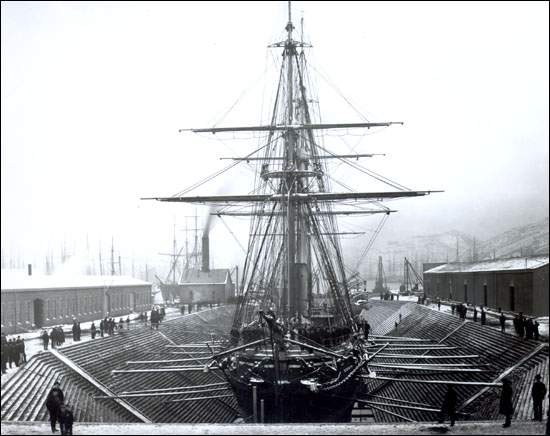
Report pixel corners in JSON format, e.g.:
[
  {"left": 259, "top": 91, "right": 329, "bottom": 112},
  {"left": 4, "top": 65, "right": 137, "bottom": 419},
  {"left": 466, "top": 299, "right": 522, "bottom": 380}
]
[{"left": 285, "top": 0, "right": 297, "bottom": 317}]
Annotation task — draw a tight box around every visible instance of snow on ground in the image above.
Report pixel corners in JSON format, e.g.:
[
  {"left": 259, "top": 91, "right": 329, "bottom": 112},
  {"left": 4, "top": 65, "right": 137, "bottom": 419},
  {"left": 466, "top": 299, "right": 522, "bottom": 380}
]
[
  {"left": 0, "top": 421, "right": 546, "bottom": 435},
  {"left": 1, "top": 306, "right": 182, "bottom": 385}
]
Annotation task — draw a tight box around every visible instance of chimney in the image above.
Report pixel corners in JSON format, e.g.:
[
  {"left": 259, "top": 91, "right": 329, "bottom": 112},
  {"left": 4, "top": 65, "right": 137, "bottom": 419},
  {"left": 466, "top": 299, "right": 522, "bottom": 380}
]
[
  {"left": 28, "top": 263, "right": 32, "bottom": 276},
  {"left": 202, "top": 234, "right": 210, "bottom": 272}
]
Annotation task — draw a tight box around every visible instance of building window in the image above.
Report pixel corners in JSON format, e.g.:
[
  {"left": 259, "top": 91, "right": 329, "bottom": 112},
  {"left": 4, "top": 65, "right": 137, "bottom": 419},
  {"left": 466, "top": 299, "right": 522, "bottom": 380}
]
[
  {"left": 483, "top": 284, "right": 488, "bottom": 307},
  {"left": 509, "top": 286, "right": 515, "bottom": 311}
]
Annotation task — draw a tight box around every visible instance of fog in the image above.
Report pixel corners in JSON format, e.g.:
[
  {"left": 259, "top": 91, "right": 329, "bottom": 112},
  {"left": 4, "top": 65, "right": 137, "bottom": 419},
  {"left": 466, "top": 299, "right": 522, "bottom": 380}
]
[{"left": 2, "top": 1, "right": 548, "bottom": 279}]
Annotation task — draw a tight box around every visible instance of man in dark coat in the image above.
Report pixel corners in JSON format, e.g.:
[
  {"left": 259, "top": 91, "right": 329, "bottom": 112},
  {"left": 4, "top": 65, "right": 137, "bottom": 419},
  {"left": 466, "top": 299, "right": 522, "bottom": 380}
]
[
  {"left": 526, "top": 318, "right": 534, "bottom": 340},
  {"left": 41, "top": 330, "right": 50, "bottom": 351},
  {"left": 500, "top": 378, "right": 514, "bottom": 428},
  {"left": 59, "top": 403, "right": 74, "bottom": 436},
  {"left": 473, "top": 306, "right": 478, "bottom": 322},
  {"left": 438, "top": 384, "right": 457, "bottom": 426},
  {"left": 71, "top": 321, "right": 79, "bottom": 342},
  {"left": 1, "top": 333, "right": 7, "bottom": 373},
  {"left": 532, "top": 374, "right": 547, "bottom": 421},
  {"left": 99, "top": 319, "right": 104, "bottom": 337},
  {"left": 480, "top": 306, "right": 486, "bottom": 325},
  {"left": 90, "top": 322, "right": 97, "bottom": 339},
  {"left": 46, "top": 381, "right": 64, "bottom": 433}
]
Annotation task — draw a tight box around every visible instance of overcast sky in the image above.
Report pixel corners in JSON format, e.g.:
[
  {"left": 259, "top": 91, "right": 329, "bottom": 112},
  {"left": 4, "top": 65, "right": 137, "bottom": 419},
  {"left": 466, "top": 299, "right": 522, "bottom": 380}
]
[{"left": 1, "top": 1, "right": 548, "bottom": 276}]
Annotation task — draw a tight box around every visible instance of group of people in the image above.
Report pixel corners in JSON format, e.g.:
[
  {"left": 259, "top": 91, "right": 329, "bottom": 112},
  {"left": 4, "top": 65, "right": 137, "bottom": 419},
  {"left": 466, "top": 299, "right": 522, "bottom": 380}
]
[
  {"left": 439, "top": 374, "right": 547, "bottom": 428},
  {"left": 149, "top": 306, "right": 165, "bottom": 330},
  {"left": 99, "top": 317, "right": 123, "bottom": 336},
  {"left": 46, "top": 381, "right": 74, "bottom": 435},
  {"left": 1, "top": 333, "right": 26, "bottom": 373},
  {"left": 41, "top": 327, "right": 68, "bottom": 350},
  {"left": 513, "top": 312, "right": 540, "bottom": 340}
]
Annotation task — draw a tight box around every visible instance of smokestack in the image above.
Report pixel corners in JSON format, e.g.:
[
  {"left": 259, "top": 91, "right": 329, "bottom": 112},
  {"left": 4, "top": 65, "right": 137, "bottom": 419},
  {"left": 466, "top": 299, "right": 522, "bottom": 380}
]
[
  {"left": 202, "top": 234, "right": 210, "bottom": 272},
  {"left": 28, "top": 263, "right": 32, "bottom": 276}
]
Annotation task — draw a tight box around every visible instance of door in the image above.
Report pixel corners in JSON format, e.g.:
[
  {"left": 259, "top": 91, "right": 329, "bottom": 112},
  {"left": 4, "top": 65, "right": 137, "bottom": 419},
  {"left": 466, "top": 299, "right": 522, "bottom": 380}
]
[{"left": 33, "top": 299, "right": 45, "bottom": 328}]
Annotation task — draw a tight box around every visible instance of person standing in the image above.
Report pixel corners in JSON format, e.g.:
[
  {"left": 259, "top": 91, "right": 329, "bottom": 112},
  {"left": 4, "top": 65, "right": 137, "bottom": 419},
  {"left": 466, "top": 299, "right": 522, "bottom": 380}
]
[
  {"left": 46, "top": 381, "right": 64, "bottom": 433},
  {"left": 71, "top": 321, "right": 78, "bottom": 342},
  {"left": 41, "top": 330, "right": 50, "bottom": 351},
  {"left": 532, "top": 374, "right": 547, "bottom": 421},
  {"left": 16, "top": 336, "right": 26, "bottom": 365},
  {"left": 500, "top": 378, "right": 514, "bottom": 428},
  {"left": 59, "top": 403, "right": 74, "bottom": 436},
  {"left": 499, "top": 312, "right": 506, "bottom": 333},
  {"left": 90, "top": 322, "right": 97, "bottom": 339},
  {"left": 473, "top": 306, "right": 478, "bottom": 322},
  {"left": 99, "top": 319, "right": 104, "bottom": 337},
  {"left": 438, "top": 384, "right": 457, "bottom": 427},
  {"left": 437, "top": 299, "right": 441, "bottom": 311},
  {"left": 480, "top": 306, "right": 486, "bottom": 325},
  {"left": 1, "top": 333, "right": 7, "bottom": 373},
  {"left": 125, "top": 316, "right": 130, "bottom": 330}
]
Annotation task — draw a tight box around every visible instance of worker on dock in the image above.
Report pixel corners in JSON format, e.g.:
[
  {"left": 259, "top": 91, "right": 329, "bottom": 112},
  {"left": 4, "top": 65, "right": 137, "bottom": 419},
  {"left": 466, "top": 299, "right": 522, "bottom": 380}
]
[
  {"left": 41, "top": 329, "right": 50, "bottom": 351},
  {"left": 438, "top": 384, "right": 457, "bottom": 427},
  {"left": 480, "top": 306, "right": 486, "bottom": 325},
  {"left": 500, "top": 378, "right": 514, "bottom": 428},
  {"left": 532, "top": 374, "right": 547, "bottom": 422},
  {"left": 90, "top": 322, "right": 97, "bottom": 339},
  {"left": 46, "top": 381, "right": 64, "bottom": 433}
]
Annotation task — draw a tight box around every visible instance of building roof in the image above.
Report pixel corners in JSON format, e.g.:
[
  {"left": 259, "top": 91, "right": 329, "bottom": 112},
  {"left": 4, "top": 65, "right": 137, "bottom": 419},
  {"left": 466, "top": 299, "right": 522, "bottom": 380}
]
[
  {"left": 1, "top": 272, "right": 151, "bottom": 292},
  {"left": 179, "top": 268, "right": 231, "bottom": 285},
  {"left": 424, "top": 256, "right": 549, "bottom": 274}
]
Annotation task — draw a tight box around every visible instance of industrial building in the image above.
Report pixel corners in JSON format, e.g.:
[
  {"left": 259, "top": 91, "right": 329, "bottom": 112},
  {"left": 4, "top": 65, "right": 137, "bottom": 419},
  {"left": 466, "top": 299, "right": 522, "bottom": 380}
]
[
  {"left": 1, "top": 273, "right": 152, "bottom": 334},
  {"left": 159, "top": 233, "right": 235, "bottom": 305},
  {"left": 423, "top": 256, "right": 549, "bottom": 316},
  {"left": 160, "top": 268, "right": 234, "bottom": 305}
]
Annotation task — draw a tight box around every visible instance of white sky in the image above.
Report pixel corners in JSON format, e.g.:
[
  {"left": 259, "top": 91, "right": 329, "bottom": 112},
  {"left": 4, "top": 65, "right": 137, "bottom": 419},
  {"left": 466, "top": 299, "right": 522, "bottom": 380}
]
[{"left": 1, "top": 1, "right": 548, "bottom": 276}]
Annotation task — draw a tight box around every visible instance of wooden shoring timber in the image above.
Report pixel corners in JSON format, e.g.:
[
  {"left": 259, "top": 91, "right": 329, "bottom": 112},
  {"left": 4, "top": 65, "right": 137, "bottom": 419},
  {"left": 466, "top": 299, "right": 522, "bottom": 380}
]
[
  {"left": 361, "top": 375, "right": 502, "bottom": 387},
  {"left": 375, "top": 353, "right": 479, "bottom": 360},
  {"left": 166, "top": 344, "right": 224, "bottom": 348},
  {"left": 368, "top": 338, "right": 433, "bottom": 343},
  {"left": 368, "top": 346, "right": 458, "bottom": 351},
  {"left": 112, "top": 366, "right": 221, "bottom": 374},
  {"left": 369, "top": 362, "right": 485, "bottom": 367},
  {"left": 366, "top": 343, "right": 389, "bottom": 362},
  {"left": 166, "top": 394, "right": 235, "bottom": 403},
  {"left": 366, "top": 403, "right": 417, "bottom": 423},
  {"left": 364, "top": 393, "right": 440, "bottom": 408},
  {"left": 212, "top": 338, "right": 270, "bottom": 359},
  {"left": 121, "top": 382, "right": 229, "bottom": 395},
  {"left": 368, "top": 364, "right": 490, "bottom": 373},
  {"left": 369, "top": 335, "right": 430, "bottom": 341},
  {"left": 95, "top": 386, "right": 231, "bottom": 399},
  {"left": 282, "top": 337, "right": 344, "bottom": 359},
  {"left": 457, "top": 343, "right": 548, "bottom": 413},
  {"left": 126, "top": 357, "right": 213, "bottom": 364},
  {"left": 360, "top": 400, "right": 447, "bottom": 414}
]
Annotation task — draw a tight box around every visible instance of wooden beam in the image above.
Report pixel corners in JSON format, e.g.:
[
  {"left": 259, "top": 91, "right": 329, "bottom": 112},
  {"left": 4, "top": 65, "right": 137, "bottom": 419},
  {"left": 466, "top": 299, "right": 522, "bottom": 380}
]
[{"left": 362, "top": 375, "right": 502, "bottom": 387}]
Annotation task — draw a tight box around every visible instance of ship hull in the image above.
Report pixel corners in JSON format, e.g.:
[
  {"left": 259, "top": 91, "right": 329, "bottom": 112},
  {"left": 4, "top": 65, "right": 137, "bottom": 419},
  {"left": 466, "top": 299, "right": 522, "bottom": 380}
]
[{"left": 222, "top": 348, "right": 362, "bottom": 423}]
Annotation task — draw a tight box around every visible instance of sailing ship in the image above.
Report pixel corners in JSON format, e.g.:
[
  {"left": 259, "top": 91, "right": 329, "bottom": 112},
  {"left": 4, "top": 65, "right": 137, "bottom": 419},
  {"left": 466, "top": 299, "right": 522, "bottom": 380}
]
[{"left": 144, "top": 2, "right": 441, "bottom": 423}]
